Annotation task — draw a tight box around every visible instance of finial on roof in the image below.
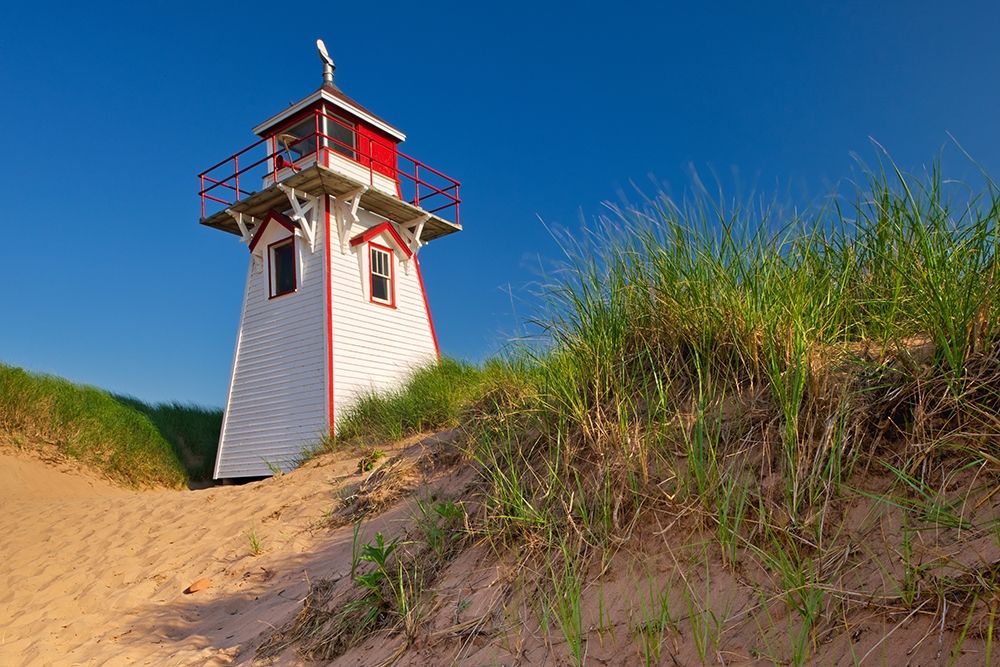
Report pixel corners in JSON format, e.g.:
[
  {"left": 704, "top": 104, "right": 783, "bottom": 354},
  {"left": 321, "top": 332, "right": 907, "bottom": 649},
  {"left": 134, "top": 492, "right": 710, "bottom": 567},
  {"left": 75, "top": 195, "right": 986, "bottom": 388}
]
[{"left": 316, "top": 39, "right": 335, "bottom": 85}]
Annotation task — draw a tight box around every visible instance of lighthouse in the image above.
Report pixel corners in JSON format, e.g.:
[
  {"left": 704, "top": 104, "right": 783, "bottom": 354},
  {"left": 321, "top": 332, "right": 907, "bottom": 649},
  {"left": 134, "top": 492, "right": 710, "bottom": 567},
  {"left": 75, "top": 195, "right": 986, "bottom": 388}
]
[{"left": 198, "top": 41, "right": 461, "bottom": 479}]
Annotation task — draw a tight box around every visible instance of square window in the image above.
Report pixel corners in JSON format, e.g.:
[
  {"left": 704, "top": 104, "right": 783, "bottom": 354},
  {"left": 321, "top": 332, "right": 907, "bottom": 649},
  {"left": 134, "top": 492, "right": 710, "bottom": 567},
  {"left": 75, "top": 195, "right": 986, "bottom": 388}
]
[
  {"left": 369, "top": 245, "right": 394, "bottom": 307},
  {"left": 269, "top": 238, "right": 296, "bottom": 298}
]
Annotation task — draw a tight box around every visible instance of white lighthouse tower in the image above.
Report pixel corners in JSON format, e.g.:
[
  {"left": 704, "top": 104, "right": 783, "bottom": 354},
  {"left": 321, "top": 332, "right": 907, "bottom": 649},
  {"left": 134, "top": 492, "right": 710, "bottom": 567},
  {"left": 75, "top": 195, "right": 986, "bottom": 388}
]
[{"left": 199, "top": 42, "right": 461, "bottom": 479}]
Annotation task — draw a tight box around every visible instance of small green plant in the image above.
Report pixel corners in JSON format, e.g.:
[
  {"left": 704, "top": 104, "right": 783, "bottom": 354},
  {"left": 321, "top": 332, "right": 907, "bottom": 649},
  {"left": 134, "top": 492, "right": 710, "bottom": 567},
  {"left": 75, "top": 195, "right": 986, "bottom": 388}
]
[
  {"left": 356, "top": 448, "right": 385, "bottom": 473},
  {"left": 246, "top": 527, "right": 263, "bottom": 556},
  {"left": 899, "top": 520, "right": 920, "bottom": 607},
  {"left": 263, "top": 459, "right": 284, "bottom": 476},
  {"left": 546, "top": 546, "right": 585, "bottom": 667},
  {"left": 343, "top": 531, "right": 426, "bottom": 638},
  {"left": 414, "top": 497, "right": 466, "bottom": 557},
  {"left": 631, "top": 576, "right": 677, "bottom": 666},
  {"left": 350, "top": 521, "right": 364, "bottom": 578}
]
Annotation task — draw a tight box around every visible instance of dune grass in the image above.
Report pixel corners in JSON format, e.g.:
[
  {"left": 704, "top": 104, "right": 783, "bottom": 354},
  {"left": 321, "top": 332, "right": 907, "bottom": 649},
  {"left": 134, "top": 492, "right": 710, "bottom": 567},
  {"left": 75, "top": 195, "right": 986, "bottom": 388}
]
[
  {"left": 333, "top": 154, "right": 1000, "bottom": 663},
  {"left": 0, "top": 364, "right": 222, "bottom": 487},
  {"left": 334, "top": 358, "right": 513, "bottom": 445},
  {"left": 115, "top": 396, "right": 223, "bottom": 481}
]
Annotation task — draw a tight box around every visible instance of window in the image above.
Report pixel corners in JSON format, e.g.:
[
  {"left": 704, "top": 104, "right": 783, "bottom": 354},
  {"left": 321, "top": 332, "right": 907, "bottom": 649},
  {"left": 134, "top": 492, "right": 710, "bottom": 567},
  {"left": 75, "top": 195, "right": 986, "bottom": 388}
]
[
  {"left": 322, "top": 108, "right": 357, "bottom": 159},
  {"left": 275, "top": 118, "right": 317, "bottom": 162},
  {"left": 269, "top": 238, "right": 296, "bottom": 298},
  {"left": 369, "top": 244, "right": 394, "bottom": 307}
]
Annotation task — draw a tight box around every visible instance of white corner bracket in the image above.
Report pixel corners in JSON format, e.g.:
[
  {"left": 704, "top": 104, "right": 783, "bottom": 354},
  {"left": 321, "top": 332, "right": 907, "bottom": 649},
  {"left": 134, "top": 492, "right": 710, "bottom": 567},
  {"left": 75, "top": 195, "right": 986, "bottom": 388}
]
[
  {"left": 277, "top": 184, "right": 320, "bottom": 251},
  {"left": 397, "top": 213, "right": 430, "bottom": 269},
  {"left": 224, "top": 210, "right": 261, "bottom": 244},
  {"left": 329, "top": 186, "right": 367, "bottom": 253}
]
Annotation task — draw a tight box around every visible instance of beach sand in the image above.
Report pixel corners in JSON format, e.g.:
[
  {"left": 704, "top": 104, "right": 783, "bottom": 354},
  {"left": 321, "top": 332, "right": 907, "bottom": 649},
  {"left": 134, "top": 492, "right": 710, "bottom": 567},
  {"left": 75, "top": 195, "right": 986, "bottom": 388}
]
[{"left": 0, "top": 443, "right": 415, "bottom": 666}]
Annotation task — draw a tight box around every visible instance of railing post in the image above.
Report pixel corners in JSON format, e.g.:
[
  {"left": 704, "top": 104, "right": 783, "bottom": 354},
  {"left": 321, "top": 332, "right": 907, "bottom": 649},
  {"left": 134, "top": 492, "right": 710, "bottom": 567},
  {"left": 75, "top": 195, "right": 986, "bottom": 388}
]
[
  {"left": 414, "top": 164, "right": 420, "bottom": 208},
  {"left": 315, "top": 110, "right": 321, "bottom": 166},
  {"left": 234, "top": 154, "right": 240, "bottom": 202},
  {"left": 200, "top": 175, "right": 205, "bottom": 217},
  {"left": 455, "top": 184, "right": 460, "bottom": 227}
]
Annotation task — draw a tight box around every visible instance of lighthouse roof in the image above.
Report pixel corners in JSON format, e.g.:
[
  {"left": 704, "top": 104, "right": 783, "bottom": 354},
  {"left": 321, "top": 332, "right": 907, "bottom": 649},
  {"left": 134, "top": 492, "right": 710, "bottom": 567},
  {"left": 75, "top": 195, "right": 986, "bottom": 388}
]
[{"left": 252, "top": 83, "right": 406, "bottom": 142}]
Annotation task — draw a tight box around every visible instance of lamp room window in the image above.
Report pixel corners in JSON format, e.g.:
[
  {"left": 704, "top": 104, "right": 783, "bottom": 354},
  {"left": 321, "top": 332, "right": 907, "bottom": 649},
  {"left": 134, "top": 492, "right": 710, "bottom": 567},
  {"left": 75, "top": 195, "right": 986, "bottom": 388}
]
[
  {"left": 275, "top": 118, "right": 317, "bottom": 162},
  {"left": 269, "top": 238, "right": 296, "bottom": 298},
  {"left": 323, "top": 108, "right": 357, "bottom": 159},
  {"left": 369, "top": 245, "right": 394, "bottom": 307}
]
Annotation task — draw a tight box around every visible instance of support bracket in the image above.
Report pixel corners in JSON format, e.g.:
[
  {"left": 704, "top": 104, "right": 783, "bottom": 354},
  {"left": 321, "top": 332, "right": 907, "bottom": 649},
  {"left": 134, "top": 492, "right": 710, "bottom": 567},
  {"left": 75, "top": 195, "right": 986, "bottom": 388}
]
[
  {"left": 278, "top": 184, "right": 320, "bottom": 251},
  {"left": 396, "top": 213, "right": 430, "bottom": 265},
  {"left": 225, "top": 210, "right": 260, "bottom": 244},
  {"left": 329, "top": 186, "right": 368, "bottom": 253}
]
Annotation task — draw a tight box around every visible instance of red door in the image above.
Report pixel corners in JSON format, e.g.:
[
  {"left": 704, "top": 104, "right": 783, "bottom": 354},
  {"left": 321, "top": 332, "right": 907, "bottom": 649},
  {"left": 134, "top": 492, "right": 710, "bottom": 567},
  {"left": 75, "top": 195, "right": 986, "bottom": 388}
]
[{"left": 357, "top": 124, "right": 399, "bottom": 193}]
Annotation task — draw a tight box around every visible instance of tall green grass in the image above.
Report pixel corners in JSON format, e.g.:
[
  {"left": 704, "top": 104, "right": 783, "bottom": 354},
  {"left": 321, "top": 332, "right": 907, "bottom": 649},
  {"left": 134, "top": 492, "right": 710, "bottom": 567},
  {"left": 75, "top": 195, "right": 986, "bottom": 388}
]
[
  {"left": 335, "top": 358, "right": 513, "bottom": 445},
  {"left": 472, "top": 155, "right": 1000, "bottom": 537},
  {"left": 341, "top": 156, "right": 1000, "bottom": 662},
  {"left": 0, "top": 364, "right": 222, "bottom": 487},
  {"left": 115, "top": 397, "right": 223, "bottom": 481}
]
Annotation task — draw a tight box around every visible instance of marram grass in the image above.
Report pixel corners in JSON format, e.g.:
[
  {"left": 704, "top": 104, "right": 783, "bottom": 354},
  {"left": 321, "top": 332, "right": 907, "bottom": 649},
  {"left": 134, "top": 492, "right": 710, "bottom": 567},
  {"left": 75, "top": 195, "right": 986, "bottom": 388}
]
[
  {"left": 0, "top": 364, "right": 222, "bottom": 487},
  {"left": 339, "top": 156, "right": 1000, "bottom": 664}
]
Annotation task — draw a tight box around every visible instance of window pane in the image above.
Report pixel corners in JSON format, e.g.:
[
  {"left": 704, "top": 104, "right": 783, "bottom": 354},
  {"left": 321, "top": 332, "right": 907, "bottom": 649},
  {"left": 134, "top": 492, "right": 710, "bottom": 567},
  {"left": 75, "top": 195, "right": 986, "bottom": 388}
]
[
  {"left": 277, "top": 119, "right": 317, "bottom": 160},
  {"left": 372, "top": 275, "right": 389, "bottom": 302},
  {"left": 272, "top": 242, "right": 295, "bottom": 295},
  {"left": 371, "top": 248, "right": 391, "bottom": 278},
  {"left": 328, "top": 117, "right": 355, "bottom": 159}
]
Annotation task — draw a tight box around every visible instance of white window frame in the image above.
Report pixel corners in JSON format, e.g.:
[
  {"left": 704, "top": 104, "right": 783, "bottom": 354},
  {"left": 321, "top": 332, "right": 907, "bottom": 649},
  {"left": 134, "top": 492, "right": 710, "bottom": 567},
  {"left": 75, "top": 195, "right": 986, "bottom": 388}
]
[{"left": 369, "top": 243, "right": 394, "bottom": 307}]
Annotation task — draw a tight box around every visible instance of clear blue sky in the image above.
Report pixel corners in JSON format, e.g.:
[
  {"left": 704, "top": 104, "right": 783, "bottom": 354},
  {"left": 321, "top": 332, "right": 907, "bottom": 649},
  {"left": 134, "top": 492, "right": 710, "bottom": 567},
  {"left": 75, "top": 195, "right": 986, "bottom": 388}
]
[{"left": 2, "top": 2, "right": 998, "bottom": 406}]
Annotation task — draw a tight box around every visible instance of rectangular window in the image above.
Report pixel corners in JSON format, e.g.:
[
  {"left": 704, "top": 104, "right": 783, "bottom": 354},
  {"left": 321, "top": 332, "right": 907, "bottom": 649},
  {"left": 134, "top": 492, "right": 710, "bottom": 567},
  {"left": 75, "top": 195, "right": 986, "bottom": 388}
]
[
  {"left": 322, "top": 105, "right": 356, "bottom": 160},
  {"left": 269, "top": 238, "right": 296, "bottom": 298},
  {"left": 369, "top": 244, "right": 394, "bottom": 307},
  {"left": 276, "top": 118, "right": 317, "bottom": 161}
]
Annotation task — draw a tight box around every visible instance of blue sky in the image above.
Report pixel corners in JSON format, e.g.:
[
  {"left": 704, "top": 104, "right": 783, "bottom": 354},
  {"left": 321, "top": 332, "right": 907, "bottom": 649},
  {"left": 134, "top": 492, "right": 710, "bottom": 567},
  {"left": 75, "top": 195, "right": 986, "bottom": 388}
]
[{"left": 1, "top": 2, "right": 998, "bottom": 405}]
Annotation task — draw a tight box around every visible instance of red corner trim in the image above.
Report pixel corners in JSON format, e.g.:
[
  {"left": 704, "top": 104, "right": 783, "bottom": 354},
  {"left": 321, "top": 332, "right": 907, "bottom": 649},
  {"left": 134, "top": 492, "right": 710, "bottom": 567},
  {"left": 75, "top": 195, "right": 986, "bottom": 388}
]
[
  {"left": 348, "top": 221, "right": 413, "bottom": 258},
  {"left": 324, "top": 202, "right": 335, "bottom": 437},
  {"left": 248, "top": 210, "right": 297, "bottom": 253},
  {"left": 413, "top": 255, "right": 440, "bottom": 358}
]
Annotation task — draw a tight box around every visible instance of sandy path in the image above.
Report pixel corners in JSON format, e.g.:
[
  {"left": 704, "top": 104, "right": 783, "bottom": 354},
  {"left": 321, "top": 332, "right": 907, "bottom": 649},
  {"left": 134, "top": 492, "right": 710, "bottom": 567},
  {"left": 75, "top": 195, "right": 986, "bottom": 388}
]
[{"left": 0, "top": 444, "right": 416, "bottom": 667}]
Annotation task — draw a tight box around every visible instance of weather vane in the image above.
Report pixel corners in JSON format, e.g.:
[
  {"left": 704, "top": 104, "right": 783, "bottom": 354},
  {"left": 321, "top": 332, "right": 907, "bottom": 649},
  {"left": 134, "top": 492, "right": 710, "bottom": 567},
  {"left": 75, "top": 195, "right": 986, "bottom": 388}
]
[{"left": 316, "top": 39, "right": 335, "bottom": 85}]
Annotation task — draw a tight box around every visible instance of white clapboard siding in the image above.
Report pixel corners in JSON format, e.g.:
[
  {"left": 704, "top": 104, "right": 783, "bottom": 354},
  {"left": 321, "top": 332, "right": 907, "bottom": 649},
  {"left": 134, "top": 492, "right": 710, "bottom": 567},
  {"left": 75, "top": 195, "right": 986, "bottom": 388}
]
[
  {"left": 214, "top": 223, "right": 328, "bottom": 478},
  {"left": 330, "top": 210, "right": 437, "bottom": 425}
]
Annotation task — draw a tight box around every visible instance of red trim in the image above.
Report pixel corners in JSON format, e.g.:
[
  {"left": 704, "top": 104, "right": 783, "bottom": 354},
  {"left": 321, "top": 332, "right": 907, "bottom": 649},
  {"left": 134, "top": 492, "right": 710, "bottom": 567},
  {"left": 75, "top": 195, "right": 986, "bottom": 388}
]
[
  {"left": 198, "top": 108, "right": 460, "bottom": 228},
  {"left": 324, "top": 200, "right": 335, "bottom": 437},
  {"left": 248, "top": 210, "right": 297, "bottom": 253},
  {"left": 413, "top": 255, "right": 440, "bottom": 358},
  {"left": 368, "top": 242, "right": 397, "bottom": 308},
  {"left": 349, "top": 221, "right": 413, "bottom": 258},
  {"left": 266, "top": 236, "right": 297, "bottom": 299}
]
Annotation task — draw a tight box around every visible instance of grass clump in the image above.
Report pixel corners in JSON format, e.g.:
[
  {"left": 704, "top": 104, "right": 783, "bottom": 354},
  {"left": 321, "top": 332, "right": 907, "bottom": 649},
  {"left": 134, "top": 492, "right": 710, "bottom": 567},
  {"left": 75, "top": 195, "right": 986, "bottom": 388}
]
[
  {"left": 460, "top": 154, "right": 1000, "bottom": 663},
  {"left": 115, "top": 397, "right": 222, "bottom": 481},
  {"left": 277, "top": 152, "right": 1000, "bottom": 663},
  {"left": 356, "top": 448, "right": 385, "bottom": 473},
  {"left": 335, "top": 358, "right": 511, "bottom": 445},
  {"left": 261, "top": 501, "right": 469, "bottom": 662},
  {"left": 0, "top": 363, "right": 222, "bottom": 487}
]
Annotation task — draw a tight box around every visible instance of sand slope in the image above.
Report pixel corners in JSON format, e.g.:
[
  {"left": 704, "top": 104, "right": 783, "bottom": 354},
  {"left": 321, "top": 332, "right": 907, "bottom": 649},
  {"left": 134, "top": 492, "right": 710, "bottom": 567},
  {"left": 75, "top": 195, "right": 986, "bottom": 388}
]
[{"left": 0, "top": 441, "right": 422, "bottom": 667}]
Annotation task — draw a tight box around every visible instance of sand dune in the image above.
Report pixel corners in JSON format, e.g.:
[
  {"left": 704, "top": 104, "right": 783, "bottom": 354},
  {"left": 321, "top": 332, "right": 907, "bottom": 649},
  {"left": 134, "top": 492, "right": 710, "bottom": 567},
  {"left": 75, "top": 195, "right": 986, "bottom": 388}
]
[{"left": 0, "top": 442, "right": 419, "bottom": 666}]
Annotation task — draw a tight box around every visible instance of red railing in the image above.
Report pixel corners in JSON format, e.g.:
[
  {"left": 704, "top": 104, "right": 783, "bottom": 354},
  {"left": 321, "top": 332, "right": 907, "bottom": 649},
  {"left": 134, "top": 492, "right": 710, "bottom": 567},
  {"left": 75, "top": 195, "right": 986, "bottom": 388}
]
[{"left": 198, "top": 109, "right": 461, "bottom": 227}]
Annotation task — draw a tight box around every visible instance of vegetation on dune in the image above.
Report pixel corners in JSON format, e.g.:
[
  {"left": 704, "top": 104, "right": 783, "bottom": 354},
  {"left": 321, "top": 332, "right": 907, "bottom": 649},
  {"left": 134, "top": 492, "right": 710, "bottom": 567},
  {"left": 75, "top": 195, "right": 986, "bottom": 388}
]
[
  {"left": 312, "top": 155, "right": 1000, "bottom": 664},
  {"left": 0, "top": 364, "right": 222, "bottom": 487},
  {"left": 334, "top": 358, "right": 514, "bottom": 445},
  {"left": 115, "top": 396, "right": 223, "bottom": 481}
]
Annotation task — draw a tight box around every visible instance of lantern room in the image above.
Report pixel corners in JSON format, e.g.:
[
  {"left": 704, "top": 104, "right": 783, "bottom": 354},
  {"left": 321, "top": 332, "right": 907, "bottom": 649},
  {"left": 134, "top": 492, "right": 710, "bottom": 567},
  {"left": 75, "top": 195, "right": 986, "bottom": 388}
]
[
  {"left": 253, "top": 83, "right": 405, "bottom": 199},
  {"left": 198, "top": 52, "right": 461, "bottom": 247}
]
